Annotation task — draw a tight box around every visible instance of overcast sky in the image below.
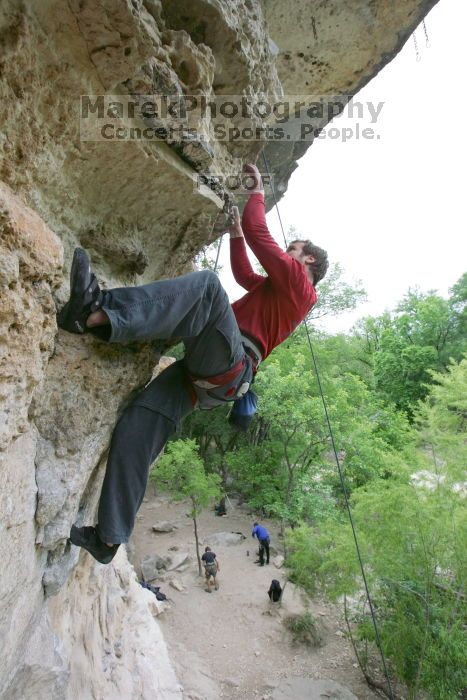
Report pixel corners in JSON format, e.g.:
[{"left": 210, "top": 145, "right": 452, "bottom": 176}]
[{"left": 219, "top": 0, "right": 466, "bottom": 333}]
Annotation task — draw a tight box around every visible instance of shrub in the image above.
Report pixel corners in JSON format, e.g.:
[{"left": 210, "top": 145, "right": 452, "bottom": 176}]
[{"left": 283, "top": 611, "right": 324, "bottom": 647}]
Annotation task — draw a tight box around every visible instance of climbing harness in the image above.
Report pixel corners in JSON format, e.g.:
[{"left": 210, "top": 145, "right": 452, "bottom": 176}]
[
  {"left": 259, "top": 151, "right": 396, "bottom": 700},
  {"left": 188, "top": 354, "right": 253, "bottom": 411},
  {"left": 240, "top": 333, "right": 262, "bottom": 367}
]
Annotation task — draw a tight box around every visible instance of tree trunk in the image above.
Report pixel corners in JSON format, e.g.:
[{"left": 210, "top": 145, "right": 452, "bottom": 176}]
[
  {"left": 192, "top": 501, "right": 202, "bottom": 576},
  {"left": 280, "top": 518, "right": 288, "bottom": 558}
]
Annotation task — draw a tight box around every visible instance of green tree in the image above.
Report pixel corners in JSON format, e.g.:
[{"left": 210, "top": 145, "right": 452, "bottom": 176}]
[
  {"left": 415, "top": 357, "right": 467, "bottom": 487},
  {"left": 286, "top": 358, "right": 467, "bottom": 698},
  {"left": 226, "top": 345, "right": 413, "bottom": 522},
  {"left": 285, "top": 225, "right": 367, "bottom": 321},
  {"left": 227, "top": 353, "right": 334, "bottom": 528},
  {"left": 150, "top": 439, "right": 221, "bottom": 575},
  {"left": 448, "top": 273, "right": 467, "bottom": 350},
  {"left": 353, "top": 313, "right": 392, "bottom": 357},
  {"left": 319, "top": 371, "right": 415, "bottom": 495},
  {"left": 374, "top": 328, "right": 438, "bottom": 415},
  {"left": 355, "top": 279, "right": 467, "bottom": 417},
  {"left": 284, "top": 523, "right": 325, "bottom": 596},
  {"left": 308, "top": 262, "right": 367, "bottom": 321},
  {"left": 181, "top": 404, "right": 239, "bottom": 488}
]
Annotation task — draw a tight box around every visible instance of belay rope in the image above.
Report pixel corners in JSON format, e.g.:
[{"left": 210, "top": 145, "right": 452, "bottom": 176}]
[
  {"left": 413, "top": 18, "right": 430, "bottom": 61},
  {"left": 261, "top": 151, "right": 395, "bottom": 698},
  {"left": 211, "top": 153, "right": 396, "bottom": 699}
]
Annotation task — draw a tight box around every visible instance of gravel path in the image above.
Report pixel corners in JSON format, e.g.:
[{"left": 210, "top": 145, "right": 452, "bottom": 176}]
[{"left": 130, "top": 494, "right": 381, "bottom": 700}]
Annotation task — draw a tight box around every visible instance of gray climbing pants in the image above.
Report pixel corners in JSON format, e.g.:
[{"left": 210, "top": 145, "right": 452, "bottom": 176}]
[{"left": 95, "top": 270, "right": 248, "bottom": 544}]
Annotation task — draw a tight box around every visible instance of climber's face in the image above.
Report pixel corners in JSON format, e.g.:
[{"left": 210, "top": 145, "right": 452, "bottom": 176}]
[{"left": 286, "top": 241, "right": 315, "bottom": 266}]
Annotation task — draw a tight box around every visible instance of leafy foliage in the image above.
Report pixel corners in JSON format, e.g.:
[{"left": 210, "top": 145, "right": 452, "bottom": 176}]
[
  {"left": 150, "top": 439, "right": 221, "bottom": 574},
  {"left": 285, "top": 358, "right": 467, "bottom": 699},
  {"left": 354, "top": 280, "right": 467, "bottom": 417},
  {"left": 283, "top": 524, "right": 325, "bottom": 596},
  {"left": 308, "top": 262, "right": 367, "bottom": 320},
  {"left": 415, "top": 357, "right": 467, "bottom": 485},
  {"left": 283, "top": 611, "right": 324, "bottom": 647},
  {"left": 160, "top": 270, "right": 466, "bottom": 696}
]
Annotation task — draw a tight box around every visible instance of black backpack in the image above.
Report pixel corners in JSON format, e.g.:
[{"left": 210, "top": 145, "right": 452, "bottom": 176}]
[
  {"left": 140, "top": 580, "right": 167, "bottom": 601},
  {"left": 268, "top": 579, "right": 282, "bottom": 602}
]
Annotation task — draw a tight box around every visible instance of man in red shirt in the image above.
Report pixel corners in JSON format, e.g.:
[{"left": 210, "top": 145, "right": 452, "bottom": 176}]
[{"left": 59, "top": 164, "right": 328, "bottom": 563}]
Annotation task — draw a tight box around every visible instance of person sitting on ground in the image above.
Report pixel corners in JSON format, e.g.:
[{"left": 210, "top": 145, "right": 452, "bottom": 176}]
[
  {"left": 201, "top": 546, "right": 220, "bottom": 592},
  {"left": 268, "top": 579, "right": 282, "bottom": 603},
  {"left": 252, "top": 522, "right": 270, "bottom": 566},
  {"left": 59, "top": 162, "right": 328, "bottom": 565},
  {"left": 214, "top": 496, "right": 227, "bottom": 516}
]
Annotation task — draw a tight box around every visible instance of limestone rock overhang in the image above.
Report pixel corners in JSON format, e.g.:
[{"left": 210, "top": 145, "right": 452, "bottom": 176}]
[{"left": 260, "top": 0, "right": 440, "bottom": 205}]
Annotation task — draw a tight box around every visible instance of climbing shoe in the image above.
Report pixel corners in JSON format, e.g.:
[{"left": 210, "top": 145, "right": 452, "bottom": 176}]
[
  {"left": 69, "top": 525, "right": 119, "bottom": 565},
  {"left": 57, "top": 248, "right": 103, "bottom": 334}
]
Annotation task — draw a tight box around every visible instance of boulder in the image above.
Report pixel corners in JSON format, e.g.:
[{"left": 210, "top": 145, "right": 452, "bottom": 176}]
[
  {"left": 169, "top": 579, "right": 185, "bottom": 592},
  {"left": 152, "top": 521, "right": 177, "bottom": 533},
  {"left": 165, "top": 552, "right": 190, "bottom": 571},
  {"left": 273, "top": 555, "right": 284, "bottom": 569},
  {"left": 204, "top": 532, "right": 246, "bottom": 547},
  {"left": 141, "top": 554, "right": 167, "bottom": 581}
]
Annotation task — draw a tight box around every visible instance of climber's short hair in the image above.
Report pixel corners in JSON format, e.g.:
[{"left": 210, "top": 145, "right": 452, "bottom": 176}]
[
  {"left": 290, "top": 239, "right": 329, "bottom": 285},
  {"left": 205, "top": 546, "right": 211, "bottom": 552}
]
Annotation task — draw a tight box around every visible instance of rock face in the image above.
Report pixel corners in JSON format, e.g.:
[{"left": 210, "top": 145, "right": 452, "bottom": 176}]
[
  {"left": 0, "top": 1, "right": 437, "bottom": 697},
  {"left": 261, "top": 0, "right": 440, "bottom": 199}
]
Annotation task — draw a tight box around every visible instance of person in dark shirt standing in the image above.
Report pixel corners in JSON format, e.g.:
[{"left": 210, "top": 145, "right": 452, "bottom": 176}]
[
  {"left": 252, "top": 522, "right": 270, "bottom": 566},
  {"left": 60, "top": 163, "right": 329, "bottom": 565},
  {"left": 201, "top": 546, "right": 220, "bottom": 592}
]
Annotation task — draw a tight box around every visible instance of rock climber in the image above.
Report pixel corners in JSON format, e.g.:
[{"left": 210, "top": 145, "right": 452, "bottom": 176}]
[{"left": 58, "top": 162, "right": 328, "bottom": 564}]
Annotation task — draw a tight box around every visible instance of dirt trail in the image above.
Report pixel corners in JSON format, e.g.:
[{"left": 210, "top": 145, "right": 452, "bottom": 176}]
[{"left": 130, "top": 494, "right": 380, "bottom": 700}]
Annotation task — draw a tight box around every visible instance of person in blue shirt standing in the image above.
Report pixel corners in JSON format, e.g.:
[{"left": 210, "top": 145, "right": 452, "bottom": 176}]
[{"left": 252, "top": 522, "right": 270, "bottom": 566}]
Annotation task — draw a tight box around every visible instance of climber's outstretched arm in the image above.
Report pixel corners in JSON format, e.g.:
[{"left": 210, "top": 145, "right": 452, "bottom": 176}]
[
  {"left": 229, "top": 205, "right": 264, "bottom": 291},
  {"left": 240, "top": 164, "right": 298, "bottom": 289}
]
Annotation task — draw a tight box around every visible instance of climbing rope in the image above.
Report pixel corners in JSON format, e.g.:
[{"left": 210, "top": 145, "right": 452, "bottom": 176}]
[
  {"left": 207, "top": 189, "right": 235, "bottom": 274},
  {"left": 422, "top": 19, "right": 430, "bottom": 48},
  {"left": 412, "top": 18, "right": 430, "bottom": 61},
  {"left": 213, "top": 229, "right": 223, "bottom": 271},
  {"left": 260, "top": 151, "right": 396, "bottom": 699},
  {"left": 209, "top": 156, "right": 396, "bottom": 695},
  {"left": 412, "top": 30, "right": 421, "bottom": 62}
]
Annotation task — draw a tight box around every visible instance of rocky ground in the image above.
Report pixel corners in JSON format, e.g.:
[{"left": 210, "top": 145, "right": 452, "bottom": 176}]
[{"left": 129, "top": 493, "right": 383, "bottom": 700}]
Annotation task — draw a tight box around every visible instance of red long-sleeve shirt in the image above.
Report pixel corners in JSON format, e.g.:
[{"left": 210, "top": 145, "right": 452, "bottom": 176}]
[{"left": 230, "top": 193, "right": 317, "bottom": 360}]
